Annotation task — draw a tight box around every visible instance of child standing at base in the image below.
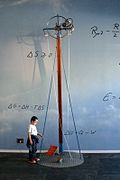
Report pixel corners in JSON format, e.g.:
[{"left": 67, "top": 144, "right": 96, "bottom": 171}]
[{"left": 26, "top": 116, "right": 42, "bottom": 164}]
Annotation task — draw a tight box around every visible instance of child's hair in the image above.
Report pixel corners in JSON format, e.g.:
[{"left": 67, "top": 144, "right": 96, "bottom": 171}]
[{"left": 30, "top": 116, "right": 38, "bottom": 122}]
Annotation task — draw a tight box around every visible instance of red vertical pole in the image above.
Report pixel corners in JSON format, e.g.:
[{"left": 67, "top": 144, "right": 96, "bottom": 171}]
[{"left": 57, "top": 36, "right": 63, "bottom": 153}]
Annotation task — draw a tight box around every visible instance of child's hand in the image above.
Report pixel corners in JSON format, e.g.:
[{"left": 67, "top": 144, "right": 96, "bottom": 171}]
[
  {"left": 38, "top": 133, "right": 43, "bottom": 138},
  {"left": 30, "top": 140, "right": 33, "bottom": 145}
]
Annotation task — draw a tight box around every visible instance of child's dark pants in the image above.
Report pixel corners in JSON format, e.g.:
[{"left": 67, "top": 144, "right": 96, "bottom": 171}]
[{"left": 29, "top": 139, "right": 37, "bottom": 160}]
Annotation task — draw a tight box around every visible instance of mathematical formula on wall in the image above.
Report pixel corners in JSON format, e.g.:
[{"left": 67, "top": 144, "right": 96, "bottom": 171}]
[
  {"left": 91, "top": 23, "right": 120, "bottom": 38},
  {"left": 103, "top": 92, "right": 120, "bottom": 101},
  {"left": 64, "top": 130, "right": 96, "bottom": 136},
  {"left": 27, "top": 51, "right": 53, "bottom": 59},
  {"left": 8, "top": 103, "right": 45, "bottom": 111}
]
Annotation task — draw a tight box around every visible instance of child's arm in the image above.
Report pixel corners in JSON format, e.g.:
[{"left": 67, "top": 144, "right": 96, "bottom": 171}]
[{"left": 28, "top": 132, "right": 33, "bottom": 144}]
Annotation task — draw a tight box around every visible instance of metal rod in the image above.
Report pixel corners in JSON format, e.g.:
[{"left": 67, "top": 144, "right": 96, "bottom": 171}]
[{"left": 57, "top": 36, "right": 63, "bottom": 153}]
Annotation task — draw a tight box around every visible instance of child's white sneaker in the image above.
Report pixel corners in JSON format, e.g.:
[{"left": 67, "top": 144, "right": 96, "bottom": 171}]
[{"left": 28, "top": 160, "right": 37, "bottom": 164}]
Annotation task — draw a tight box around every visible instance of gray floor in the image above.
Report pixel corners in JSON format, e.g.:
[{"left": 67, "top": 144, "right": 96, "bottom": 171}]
[{"left": 0, "top": 153, "right": 120, "bottom": 180}]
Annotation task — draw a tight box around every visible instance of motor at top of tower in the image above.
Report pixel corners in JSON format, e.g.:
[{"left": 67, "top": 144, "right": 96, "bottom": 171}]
[
  {"left": 43, "top": 15, "right": 74, "bottom": 38},
  {"left": 62, "top": 18, "right": 74, "bottom": 32}
]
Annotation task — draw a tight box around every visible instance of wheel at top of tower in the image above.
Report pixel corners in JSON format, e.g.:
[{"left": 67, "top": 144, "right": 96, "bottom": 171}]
[{"left": 43, "top": 15, "right": 74, "bottom": 39}]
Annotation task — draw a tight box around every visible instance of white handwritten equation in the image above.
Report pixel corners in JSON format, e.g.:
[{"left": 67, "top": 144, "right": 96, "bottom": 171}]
[{"left": 91, "top": 23, "right": 120, "bottom": 38}]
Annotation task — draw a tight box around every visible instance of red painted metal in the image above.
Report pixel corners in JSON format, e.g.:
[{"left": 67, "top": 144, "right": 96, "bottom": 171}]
[{"left": 56, "top": 37, "right": 63, "bottom": 152}]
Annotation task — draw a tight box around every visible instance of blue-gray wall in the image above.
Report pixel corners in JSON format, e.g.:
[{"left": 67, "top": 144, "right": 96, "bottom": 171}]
[{"left": 0, "top": 0, "right": 120, "bottom": 150}]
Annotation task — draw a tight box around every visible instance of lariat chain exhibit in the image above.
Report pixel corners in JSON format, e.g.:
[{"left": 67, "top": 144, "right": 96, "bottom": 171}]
[
  {"left": 39, "top": 15, "right": 84, "bottom": 168},
  {"left": 43, "top": 15, "right": 74, "bottom": 153}
]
